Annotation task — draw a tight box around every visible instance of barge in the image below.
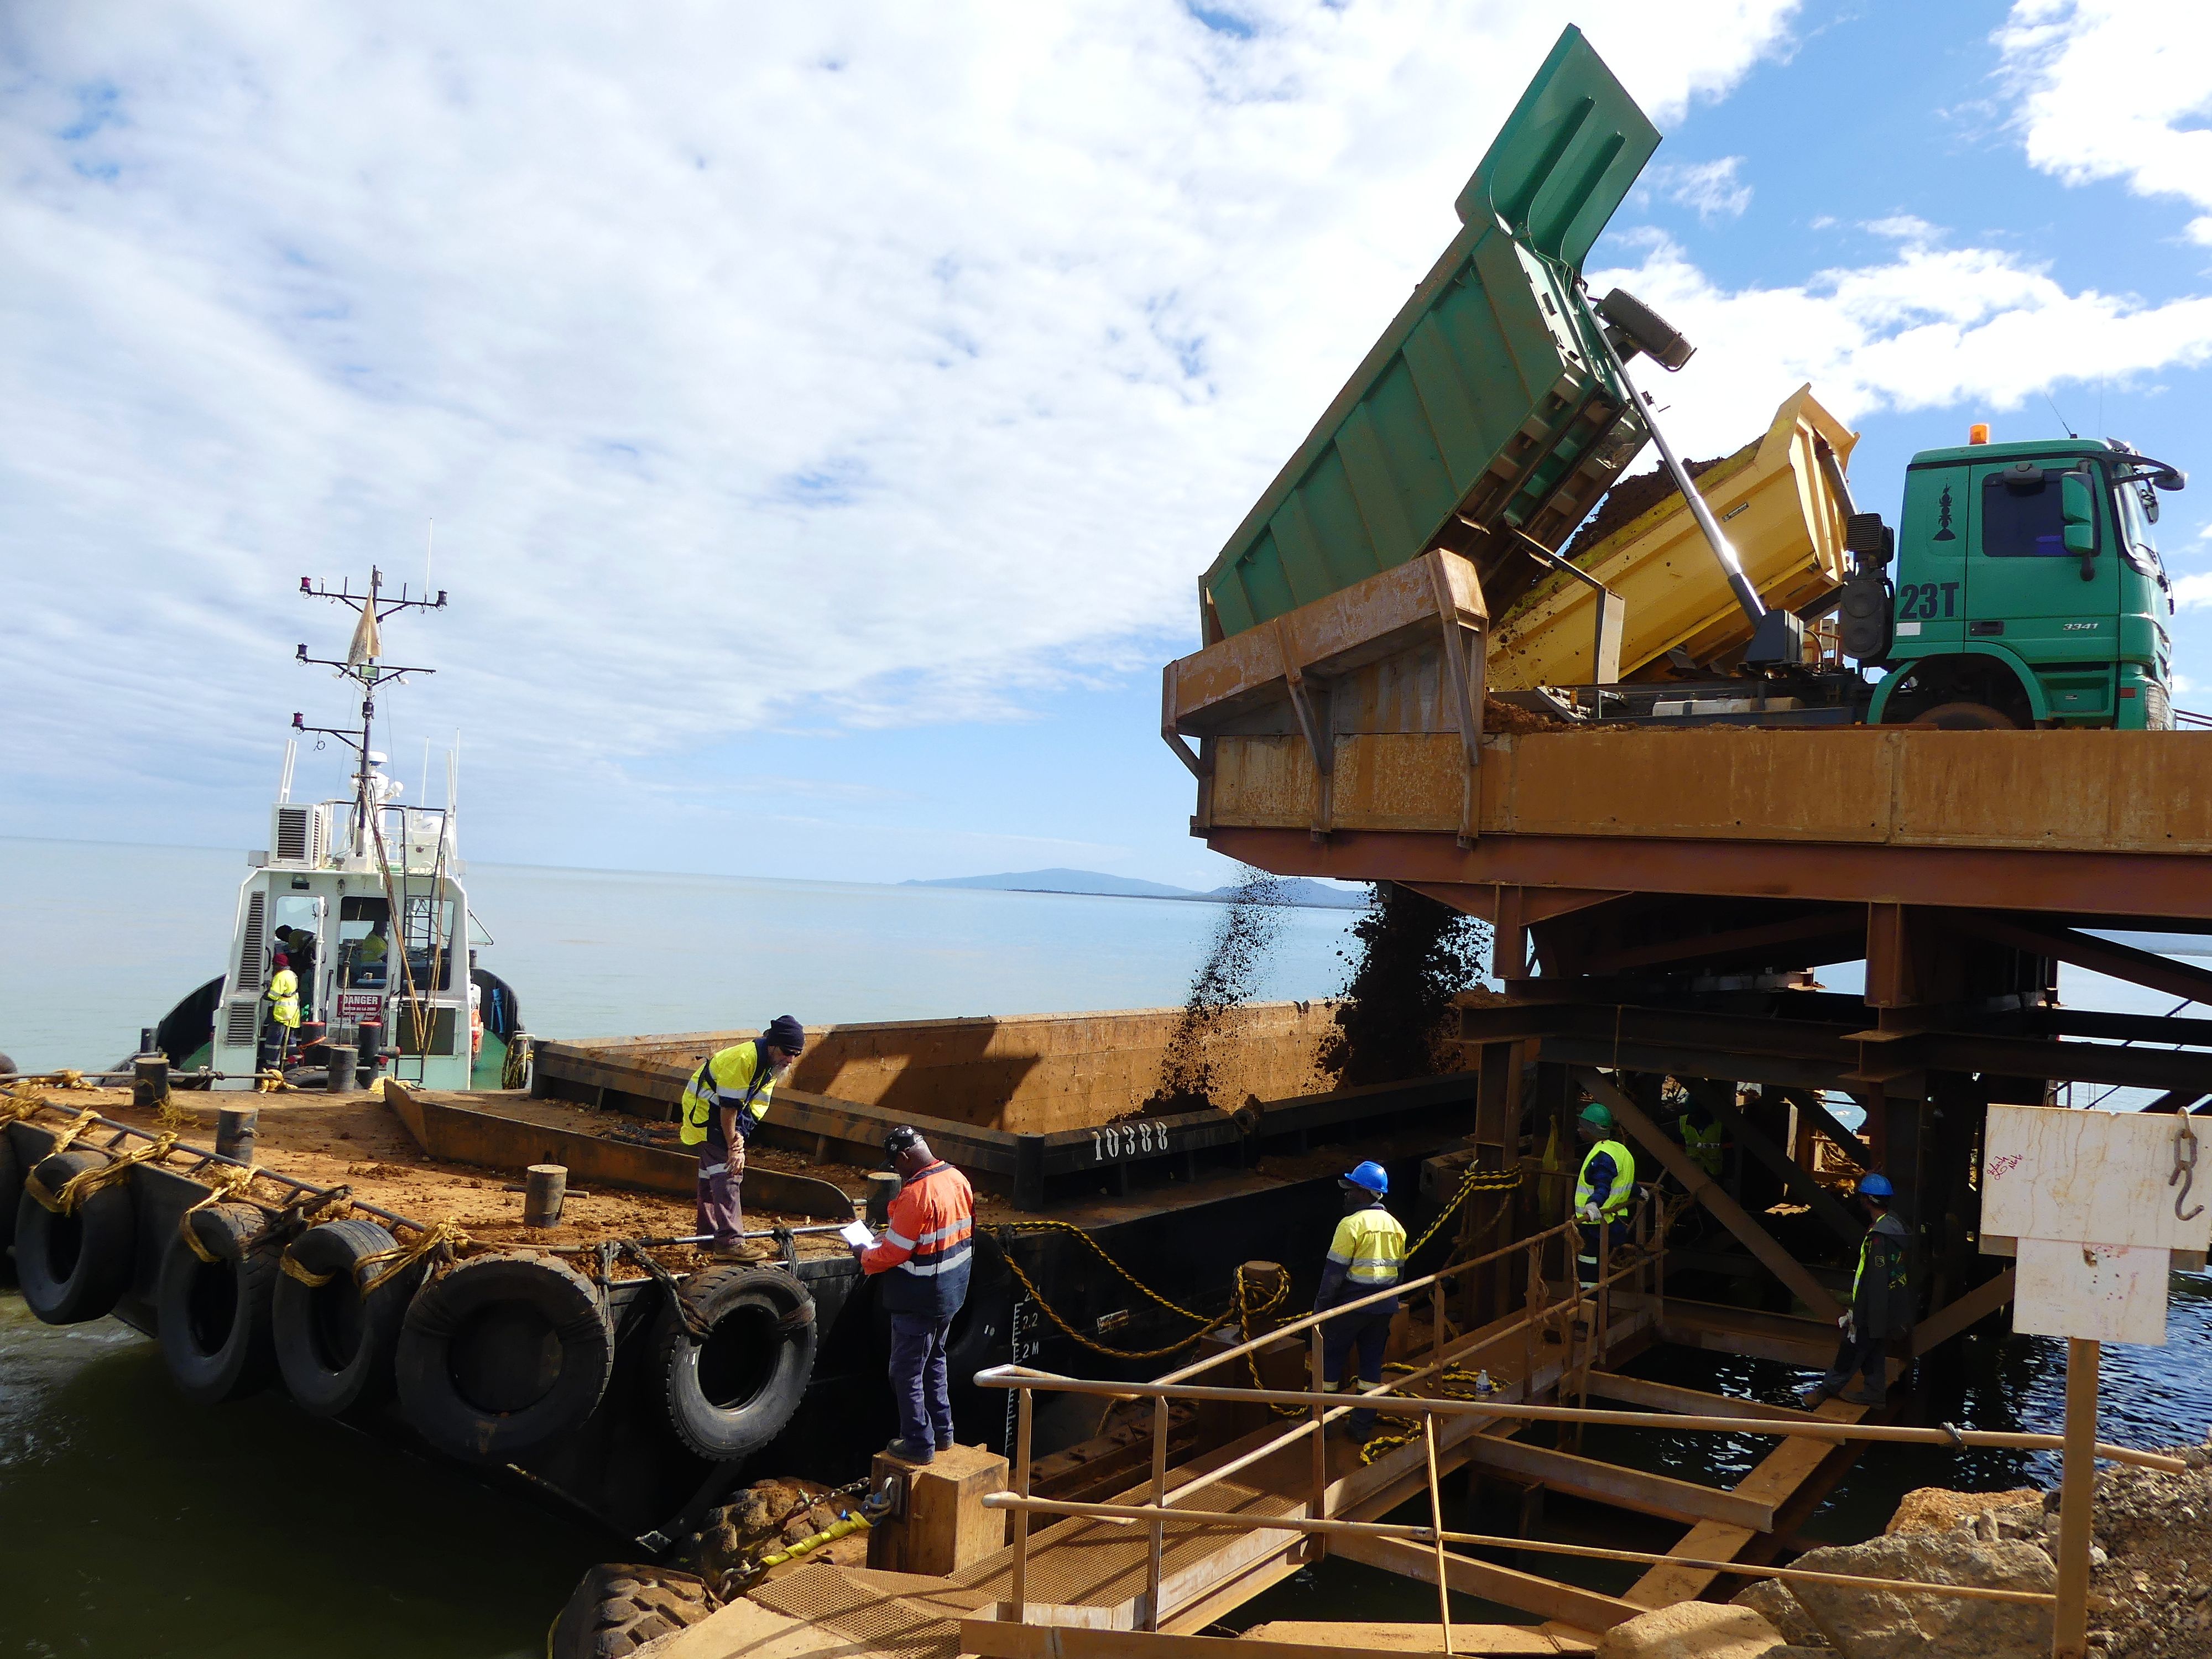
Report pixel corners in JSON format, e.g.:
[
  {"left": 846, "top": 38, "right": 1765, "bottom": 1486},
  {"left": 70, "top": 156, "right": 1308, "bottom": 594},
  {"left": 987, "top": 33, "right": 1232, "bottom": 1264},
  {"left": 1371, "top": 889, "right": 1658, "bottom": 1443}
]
[{"left": 1, "top": 998, "right": 1499, "bottom": 1546}]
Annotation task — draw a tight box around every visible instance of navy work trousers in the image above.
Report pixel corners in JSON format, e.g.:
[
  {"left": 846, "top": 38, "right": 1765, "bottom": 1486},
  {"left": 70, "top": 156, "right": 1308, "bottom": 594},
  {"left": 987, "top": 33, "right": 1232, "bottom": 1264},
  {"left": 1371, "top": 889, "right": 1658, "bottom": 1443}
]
[
  {"left": 695, "top": 1157, "right": 744, "bottom": 1248},
  {"left": 1320, "top": 1298, "right": 1395, "bottom": 1438},
  {"left": 1819, "top": 1322, "right": 1887, "bottom": 1399},
  {"left": 890, "top": 1312, "right": 956, "bottom": 1452}
]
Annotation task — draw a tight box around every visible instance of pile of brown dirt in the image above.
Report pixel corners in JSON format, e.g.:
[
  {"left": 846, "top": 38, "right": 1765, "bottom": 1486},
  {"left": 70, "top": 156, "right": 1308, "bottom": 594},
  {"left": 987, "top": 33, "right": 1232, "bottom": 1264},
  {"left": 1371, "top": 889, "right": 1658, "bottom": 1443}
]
[
  {"left": 1482, "top": 694, "right": 1578, "bottom": 735},
  {"left": 6, "top": 1086, "right": 859, "bottom": 1266},
  {"left": 1556, "top": 452, "right": 1732, "bottom": 564},
  {"left": 1318, "top": 884, "right": 1483, "bottom": 1087},
  {"left": 1145, "top": 868, "right": 1292, "bottom": 1114}
]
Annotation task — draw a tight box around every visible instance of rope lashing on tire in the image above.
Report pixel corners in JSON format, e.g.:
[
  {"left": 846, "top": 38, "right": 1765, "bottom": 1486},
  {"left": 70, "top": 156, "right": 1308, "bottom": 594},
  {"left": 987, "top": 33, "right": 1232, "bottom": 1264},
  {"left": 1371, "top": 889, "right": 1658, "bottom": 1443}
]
[
  {"left": 178, "top": 1163, "right": 268, "bottom": 1262},
  {"left": 286, "top": 1213, "right": 466, "bottom": 1292},
  {"left": 618, "top": 1241, "right": 716, "bottom": 1343},
  {"left": 358, "top": 1214, "right": 469, "bottom": 1294},
  {"left": 1, "top": 1086, "right": 54, "bottom": 1123},
  {"left": 25, "top": 1133, "right": 179, "bottom": 1215}
]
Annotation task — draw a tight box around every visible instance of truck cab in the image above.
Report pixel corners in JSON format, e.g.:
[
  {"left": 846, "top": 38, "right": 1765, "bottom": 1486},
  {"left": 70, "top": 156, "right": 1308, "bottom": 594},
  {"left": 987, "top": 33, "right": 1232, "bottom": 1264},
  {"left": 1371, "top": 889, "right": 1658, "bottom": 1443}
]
[{"left": 1869, "top": 436, "right": 2182, "bottom": 730}]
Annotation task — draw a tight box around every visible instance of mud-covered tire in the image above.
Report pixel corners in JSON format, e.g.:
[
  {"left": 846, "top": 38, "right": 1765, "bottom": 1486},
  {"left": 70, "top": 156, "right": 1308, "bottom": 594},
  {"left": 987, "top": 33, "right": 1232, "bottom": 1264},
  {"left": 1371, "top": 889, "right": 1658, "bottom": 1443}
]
[
  {"left": 155, "top": 1202, "right": 281, "bottom": 1405},
  {"left": 549, "top": 1564, "right": 716, "bottom": 1659},
  {"left": 396, "top": 1250, "right": 613, "bottom": 1459},
  {"left": 655, "top": 1264, "right": 816, "bottom": 1462},
  {"left": 1908, "top": 701, "right": 2019, "bottom": 731},
  {"left": 15, "top": 1150, "right": 138, "bottom": 1325},
  {"left": 272, "top": 1216, "right": 425, "bottom": 1417}
]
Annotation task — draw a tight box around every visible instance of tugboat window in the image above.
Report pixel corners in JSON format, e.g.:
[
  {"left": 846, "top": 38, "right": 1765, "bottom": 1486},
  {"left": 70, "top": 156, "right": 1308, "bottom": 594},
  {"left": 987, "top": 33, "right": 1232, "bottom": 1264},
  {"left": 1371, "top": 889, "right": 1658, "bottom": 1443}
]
[{"left": 337, "top": 896, "right": 393, "bottom": 988}]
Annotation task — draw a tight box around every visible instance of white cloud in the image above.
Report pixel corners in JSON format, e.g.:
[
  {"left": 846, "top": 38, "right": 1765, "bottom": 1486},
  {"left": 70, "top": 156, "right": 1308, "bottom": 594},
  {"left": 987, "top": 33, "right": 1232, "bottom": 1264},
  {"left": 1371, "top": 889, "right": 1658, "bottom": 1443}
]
[
  {"left": 1588, "top": 224, "right": 2212, "bottom": 456},
  {"left": 0, "top": 2, "right": 1802, "bottom": 844},
  {"left": 1649, "top": 157, "right": 1752, "bottom": 222},
  {"left": 1996, "top": 0, "right": 2212, "bottom": 244}
]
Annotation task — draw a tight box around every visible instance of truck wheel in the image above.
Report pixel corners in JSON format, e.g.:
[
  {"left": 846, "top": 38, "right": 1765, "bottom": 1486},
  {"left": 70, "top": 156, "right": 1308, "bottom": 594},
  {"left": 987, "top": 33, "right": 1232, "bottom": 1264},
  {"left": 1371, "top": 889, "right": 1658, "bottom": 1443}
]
[
  {"left": 1908, "top": 701, "right": 2017, "bottom": 731},
  {"left": 548, "top": 1563, "right": 716, "bottom": 1659}
]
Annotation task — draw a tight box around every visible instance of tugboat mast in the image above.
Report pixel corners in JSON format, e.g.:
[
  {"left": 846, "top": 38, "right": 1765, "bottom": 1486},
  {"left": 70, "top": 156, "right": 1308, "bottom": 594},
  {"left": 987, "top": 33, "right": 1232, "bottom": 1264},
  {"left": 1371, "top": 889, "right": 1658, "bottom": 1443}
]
[{"left": 295, "top": 565, "right": 447, "bottom": 844}]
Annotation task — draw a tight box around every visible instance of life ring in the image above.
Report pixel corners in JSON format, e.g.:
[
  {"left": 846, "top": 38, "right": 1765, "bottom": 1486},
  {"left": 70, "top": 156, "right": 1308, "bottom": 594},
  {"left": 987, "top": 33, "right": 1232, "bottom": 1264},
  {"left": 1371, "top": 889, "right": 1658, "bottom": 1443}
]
[
  {"left": 155, "top": 1203, "right": 281, "bottom": 1405},
  {"left": 14, "top": 1149, "right": 138, "bottom": 1325},
  {"left": 654, "top": 1264, "right": 817, "bottom": 1462},
  {"left": 396, "top": 1251, "right": 613, "bottom": 1459},
  {"left": 272, "top": 1217, "right": 426, "bottom": 1417}
]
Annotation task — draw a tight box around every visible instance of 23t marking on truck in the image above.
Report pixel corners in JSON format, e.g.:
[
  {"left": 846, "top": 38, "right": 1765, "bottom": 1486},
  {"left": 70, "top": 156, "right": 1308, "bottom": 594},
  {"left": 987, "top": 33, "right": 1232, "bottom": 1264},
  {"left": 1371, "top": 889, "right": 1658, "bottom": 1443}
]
[{"left": 1896, "top": 582, "right": 1959, "bottom": 621}]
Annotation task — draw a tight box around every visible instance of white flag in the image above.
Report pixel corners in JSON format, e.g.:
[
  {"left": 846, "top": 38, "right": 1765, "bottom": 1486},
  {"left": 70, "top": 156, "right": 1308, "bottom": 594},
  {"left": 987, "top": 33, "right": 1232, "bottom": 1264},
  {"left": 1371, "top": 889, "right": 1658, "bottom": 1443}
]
[{"left": 346, "top": 605, "right": 382, "bottom": 666}]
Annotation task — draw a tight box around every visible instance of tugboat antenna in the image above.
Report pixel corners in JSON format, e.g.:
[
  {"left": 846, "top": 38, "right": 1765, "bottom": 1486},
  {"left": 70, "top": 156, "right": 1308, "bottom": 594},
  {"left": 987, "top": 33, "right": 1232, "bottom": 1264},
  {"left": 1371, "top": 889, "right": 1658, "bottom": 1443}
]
[{"left": 295, "top": 564, "right": 449, "bottom": 844}]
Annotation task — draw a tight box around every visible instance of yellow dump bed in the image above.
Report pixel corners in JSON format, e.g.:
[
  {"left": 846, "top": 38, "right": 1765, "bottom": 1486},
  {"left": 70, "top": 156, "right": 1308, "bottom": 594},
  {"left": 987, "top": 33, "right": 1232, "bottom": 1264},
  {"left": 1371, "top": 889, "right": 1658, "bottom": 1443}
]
[{"left": 1487, "top": 385, "right": 1856, "bottom": 687}]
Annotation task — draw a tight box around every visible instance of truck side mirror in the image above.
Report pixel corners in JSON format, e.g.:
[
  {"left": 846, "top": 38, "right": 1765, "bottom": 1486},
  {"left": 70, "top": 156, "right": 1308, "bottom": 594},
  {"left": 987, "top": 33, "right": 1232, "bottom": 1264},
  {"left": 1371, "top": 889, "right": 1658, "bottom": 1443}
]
[{"left": 2061, "top": 472, "right": 2096, "bottom": 563}]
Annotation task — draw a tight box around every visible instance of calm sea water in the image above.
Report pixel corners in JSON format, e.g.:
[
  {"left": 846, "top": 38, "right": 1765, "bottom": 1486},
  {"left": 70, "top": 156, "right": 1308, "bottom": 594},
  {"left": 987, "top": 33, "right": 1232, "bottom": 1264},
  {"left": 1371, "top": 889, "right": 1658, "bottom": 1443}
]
[{"left": 3, "top": 834, "right": 2210, "bottom": 1651}]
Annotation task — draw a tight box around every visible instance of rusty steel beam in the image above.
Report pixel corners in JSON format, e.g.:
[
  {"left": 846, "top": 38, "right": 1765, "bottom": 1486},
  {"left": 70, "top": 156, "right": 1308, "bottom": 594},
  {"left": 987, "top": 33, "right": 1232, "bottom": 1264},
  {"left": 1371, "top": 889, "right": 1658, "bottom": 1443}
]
[
  {"left": 1562, "top": 909, "right": 1864, "bottom": 978},
  {"left": 1950, "top": 913, "right": 2212, "bottom": 1008},
  {"left": 1204, "top": 827, "right": 2212, "bottom": 926}
]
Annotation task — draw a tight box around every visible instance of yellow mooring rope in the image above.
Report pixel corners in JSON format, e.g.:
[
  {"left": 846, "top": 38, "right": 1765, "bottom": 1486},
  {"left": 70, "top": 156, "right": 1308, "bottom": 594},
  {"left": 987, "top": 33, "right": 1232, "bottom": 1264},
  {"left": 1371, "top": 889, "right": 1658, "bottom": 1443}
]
[{"left": 25, "top": 1133, "right": 179, "bottom": 1215}]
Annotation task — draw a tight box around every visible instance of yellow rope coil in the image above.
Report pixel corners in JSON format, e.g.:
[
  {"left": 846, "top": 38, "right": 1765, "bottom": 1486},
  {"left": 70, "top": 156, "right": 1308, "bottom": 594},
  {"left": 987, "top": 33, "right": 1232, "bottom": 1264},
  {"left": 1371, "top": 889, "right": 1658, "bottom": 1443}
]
[
  {"left": 356, "top": 1215, "right": 469, "bottom": 1295},
  {"left": 0, "top": 1086, "right": 51, "bottom": 1125},
  {"left": 25, "top": 1133, "right": 179, "bottom": 1215},
  {"left": 178, "top": 1165, "right": 267, "bottom": 1264}
]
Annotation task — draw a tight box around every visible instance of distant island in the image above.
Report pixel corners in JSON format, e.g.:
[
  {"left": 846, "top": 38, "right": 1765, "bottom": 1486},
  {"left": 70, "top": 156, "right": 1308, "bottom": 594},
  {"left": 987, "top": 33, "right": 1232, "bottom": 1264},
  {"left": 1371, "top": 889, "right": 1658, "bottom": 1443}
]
[{"left": 903, "top": 867, "right": 1369, "bottom": 910}]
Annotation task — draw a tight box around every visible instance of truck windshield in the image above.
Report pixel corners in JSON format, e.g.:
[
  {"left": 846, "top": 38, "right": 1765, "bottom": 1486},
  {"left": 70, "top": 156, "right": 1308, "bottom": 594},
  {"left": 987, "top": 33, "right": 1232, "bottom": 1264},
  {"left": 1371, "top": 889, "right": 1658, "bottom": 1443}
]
[{"left": 2114, "top": 479, "right": 2167, "bottom": 583}]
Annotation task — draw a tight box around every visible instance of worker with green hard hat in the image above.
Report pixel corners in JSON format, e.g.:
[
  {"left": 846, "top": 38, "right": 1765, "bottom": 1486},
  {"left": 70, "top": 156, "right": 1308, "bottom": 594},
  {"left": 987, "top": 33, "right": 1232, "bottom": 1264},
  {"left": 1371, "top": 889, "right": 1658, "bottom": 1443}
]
[
  {"left": 1313, "top": 1160, "right": 1407, "bottom": 1441},
  {"left": 1801, "top": 1171, "right": 1910, "bottom": 1409},
  {"left": 1572, "top": 1103, "right": 1636, "bottom": 1284}
]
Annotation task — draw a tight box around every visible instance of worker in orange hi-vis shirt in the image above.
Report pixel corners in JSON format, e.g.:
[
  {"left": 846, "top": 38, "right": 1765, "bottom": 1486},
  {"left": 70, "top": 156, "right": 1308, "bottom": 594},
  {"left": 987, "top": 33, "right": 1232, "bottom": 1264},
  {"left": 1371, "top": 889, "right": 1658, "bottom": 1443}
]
[{"left": 856, "top": 1125, "right": 974, "bottom": 1464}]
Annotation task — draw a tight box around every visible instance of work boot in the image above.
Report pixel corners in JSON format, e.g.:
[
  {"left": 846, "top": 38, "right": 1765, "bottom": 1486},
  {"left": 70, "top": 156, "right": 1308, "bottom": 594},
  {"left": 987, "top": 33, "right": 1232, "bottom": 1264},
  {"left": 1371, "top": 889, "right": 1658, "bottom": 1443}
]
[
  {"left": 713, "top": 1239, "right": 773, "bottom": 1263},
  {"left": 885, "top": 1437, "right": 935, "bottom": 1464},
  {"left": 1840, "top": 1384, "right": 1887, "bottom": 1407},
  {"left": 1797, "top": 1386, "right": 1833, "bottom": 1410}
]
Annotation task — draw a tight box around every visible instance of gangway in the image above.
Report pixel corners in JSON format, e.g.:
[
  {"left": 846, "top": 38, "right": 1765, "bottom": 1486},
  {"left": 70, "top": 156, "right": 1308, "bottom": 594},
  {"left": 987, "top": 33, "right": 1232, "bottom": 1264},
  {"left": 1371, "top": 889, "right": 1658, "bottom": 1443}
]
[{"left": 645, "top": 1214, "right": 2185, "bottom": 1659}]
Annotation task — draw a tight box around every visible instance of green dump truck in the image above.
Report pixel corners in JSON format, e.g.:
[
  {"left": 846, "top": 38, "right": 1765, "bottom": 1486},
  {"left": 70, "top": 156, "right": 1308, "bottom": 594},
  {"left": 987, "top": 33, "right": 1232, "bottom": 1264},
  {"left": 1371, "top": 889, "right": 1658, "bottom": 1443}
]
[
  {"left": 1197, "top": 25, "right": 2189, "bottom": 733},
  {"left": 1848, "top": 435, "right": 2184, "bottom": 731}
]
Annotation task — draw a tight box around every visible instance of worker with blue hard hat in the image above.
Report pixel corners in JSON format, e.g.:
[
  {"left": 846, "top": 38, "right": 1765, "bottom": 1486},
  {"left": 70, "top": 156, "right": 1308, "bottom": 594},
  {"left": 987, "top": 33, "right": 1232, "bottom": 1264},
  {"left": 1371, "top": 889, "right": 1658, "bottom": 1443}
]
[
  {"left": 1312, "top": 1160, "right": 1407, "bottom": 1441},
  {"left": 1801, "top": 1170, "right": 1910, "bottom": 1409}
]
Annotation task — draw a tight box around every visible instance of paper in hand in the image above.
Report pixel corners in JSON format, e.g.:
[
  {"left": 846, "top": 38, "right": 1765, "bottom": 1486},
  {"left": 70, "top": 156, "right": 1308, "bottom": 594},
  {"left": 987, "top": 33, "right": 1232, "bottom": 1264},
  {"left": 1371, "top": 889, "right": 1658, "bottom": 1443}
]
[{"left": 839, "top": 1220, "right": 875, "bottom": 1248}]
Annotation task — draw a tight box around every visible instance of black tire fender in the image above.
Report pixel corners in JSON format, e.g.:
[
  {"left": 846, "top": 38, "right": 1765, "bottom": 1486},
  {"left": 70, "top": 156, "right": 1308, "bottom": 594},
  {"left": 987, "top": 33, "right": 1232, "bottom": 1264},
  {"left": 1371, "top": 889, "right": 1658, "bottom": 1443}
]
[
  {"left": 396, "top": 1250, "right": 613, "bottom": 1460},
  {"left": 655, "top": 1264, "right": 817, "bottom": 1462},
  {"left": 155, "top": 1202, "right": 281, "bottom": 1405},
  {"left": 0, "top": 1131, "right": 20, "bottom": 1285},
  {"left": 272, "top": 1216, "right": 424, "bottom": 1417},
  {"left": 15, "top": 1149, "right": 138, "bottom": 1325}
]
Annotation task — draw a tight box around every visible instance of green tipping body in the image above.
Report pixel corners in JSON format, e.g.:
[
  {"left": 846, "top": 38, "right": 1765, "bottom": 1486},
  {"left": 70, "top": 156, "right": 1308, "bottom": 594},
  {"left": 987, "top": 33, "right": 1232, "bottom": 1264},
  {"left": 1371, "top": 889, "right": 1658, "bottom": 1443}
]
[{"left": 1199, "top": 27, "right": 1661, "bottom": 640}]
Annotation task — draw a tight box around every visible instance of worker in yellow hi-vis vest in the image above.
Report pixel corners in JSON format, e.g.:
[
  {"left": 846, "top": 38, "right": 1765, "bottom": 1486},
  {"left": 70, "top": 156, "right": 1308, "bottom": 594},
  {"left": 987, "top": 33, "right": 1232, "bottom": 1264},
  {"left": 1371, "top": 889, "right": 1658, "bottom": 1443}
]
[
  {"left": 1572, "top": 1103, "right": 1636, "bottom": 1285},
  {"left": 1314, "top": 1160, "right": 1406, "bottom": 1441},
  {"left": 679, "top": 1015, "right": 804, "bottom": 1261},
  {"left": 262, "top": 952, "right": 302, "bottom": 1068}
]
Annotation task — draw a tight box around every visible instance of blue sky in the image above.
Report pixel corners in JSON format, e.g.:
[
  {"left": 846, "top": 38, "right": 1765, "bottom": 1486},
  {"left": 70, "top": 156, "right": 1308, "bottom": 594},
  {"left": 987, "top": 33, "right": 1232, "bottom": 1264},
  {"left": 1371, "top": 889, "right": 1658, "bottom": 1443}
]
[{"left": 6, "top": 1, "right": 2211, "bottom": 889}]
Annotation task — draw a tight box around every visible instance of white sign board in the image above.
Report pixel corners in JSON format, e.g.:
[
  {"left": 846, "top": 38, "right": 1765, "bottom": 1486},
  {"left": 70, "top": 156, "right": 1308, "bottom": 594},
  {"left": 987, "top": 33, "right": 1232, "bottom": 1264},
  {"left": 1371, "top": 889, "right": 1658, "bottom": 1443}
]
[
  {"left": 2013, "top": 1239, "right": 2172, "bottom": 1346},
  {"left": 1983, "top": 1104, "right": 2212, "bottom": 1253},
  {"left": 1982, "top": 1104, "right": 2210, "bottom": 1345}
]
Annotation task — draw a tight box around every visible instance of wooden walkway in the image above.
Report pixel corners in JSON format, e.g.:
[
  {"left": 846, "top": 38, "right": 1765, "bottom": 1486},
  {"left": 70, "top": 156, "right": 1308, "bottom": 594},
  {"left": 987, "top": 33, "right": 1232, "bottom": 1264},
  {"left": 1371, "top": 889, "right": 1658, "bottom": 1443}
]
[{"left": 649, "top": 1239, "right": 1894, "bottom": 1659}]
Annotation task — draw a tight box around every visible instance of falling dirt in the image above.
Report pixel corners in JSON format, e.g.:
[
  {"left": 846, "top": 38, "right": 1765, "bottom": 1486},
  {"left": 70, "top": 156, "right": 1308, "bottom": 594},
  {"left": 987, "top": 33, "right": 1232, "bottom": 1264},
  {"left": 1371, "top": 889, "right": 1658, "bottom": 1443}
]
[
  {"left": 1143, "top": 868, "right": 1291, "bottom": 1115},
  {"left": 1319, "top": 883, "right": 1488, "bottom": 1087},
  {"left": 1556, "top": 452, "right": 1731, "bottom": 564}
]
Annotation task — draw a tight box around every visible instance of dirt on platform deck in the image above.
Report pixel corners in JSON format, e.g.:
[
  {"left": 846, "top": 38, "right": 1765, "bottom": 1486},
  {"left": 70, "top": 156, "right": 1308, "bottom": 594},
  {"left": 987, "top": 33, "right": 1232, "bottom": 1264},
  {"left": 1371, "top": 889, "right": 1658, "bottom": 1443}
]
[{"left": 9, "top": 1086, "right": 865, "bottom": 1267}]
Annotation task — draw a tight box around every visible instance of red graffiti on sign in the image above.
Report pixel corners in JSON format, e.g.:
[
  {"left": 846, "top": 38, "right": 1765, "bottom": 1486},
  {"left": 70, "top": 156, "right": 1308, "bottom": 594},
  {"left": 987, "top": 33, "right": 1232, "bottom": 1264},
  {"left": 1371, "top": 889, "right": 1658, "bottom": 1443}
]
[{"left": 1988, "top": 1153, "right": 2025, "bottom": 1180}]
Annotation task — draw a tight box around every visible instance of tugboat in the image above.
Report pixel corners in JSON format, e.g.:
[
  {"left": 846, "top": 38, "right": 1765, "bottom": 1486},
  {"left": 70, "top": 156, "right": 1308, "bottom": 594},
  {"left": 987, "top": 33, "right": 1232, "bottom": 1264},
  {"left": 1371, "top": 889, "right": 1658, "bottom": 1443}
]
[{"left": 149, "top": 567, "right": 521, "bottom": 1089}]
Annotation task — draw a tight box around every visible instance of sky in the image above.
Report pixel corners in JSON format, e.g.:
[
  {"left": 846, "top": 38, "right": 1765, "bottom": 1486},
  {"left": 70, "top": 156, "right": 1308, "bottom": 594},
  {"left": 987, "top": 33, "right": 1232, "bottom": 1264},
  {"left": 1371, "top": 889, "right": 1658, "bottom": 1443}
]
[{"left": 6, "top": 0, "right": 2212, "bottom": 889}]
